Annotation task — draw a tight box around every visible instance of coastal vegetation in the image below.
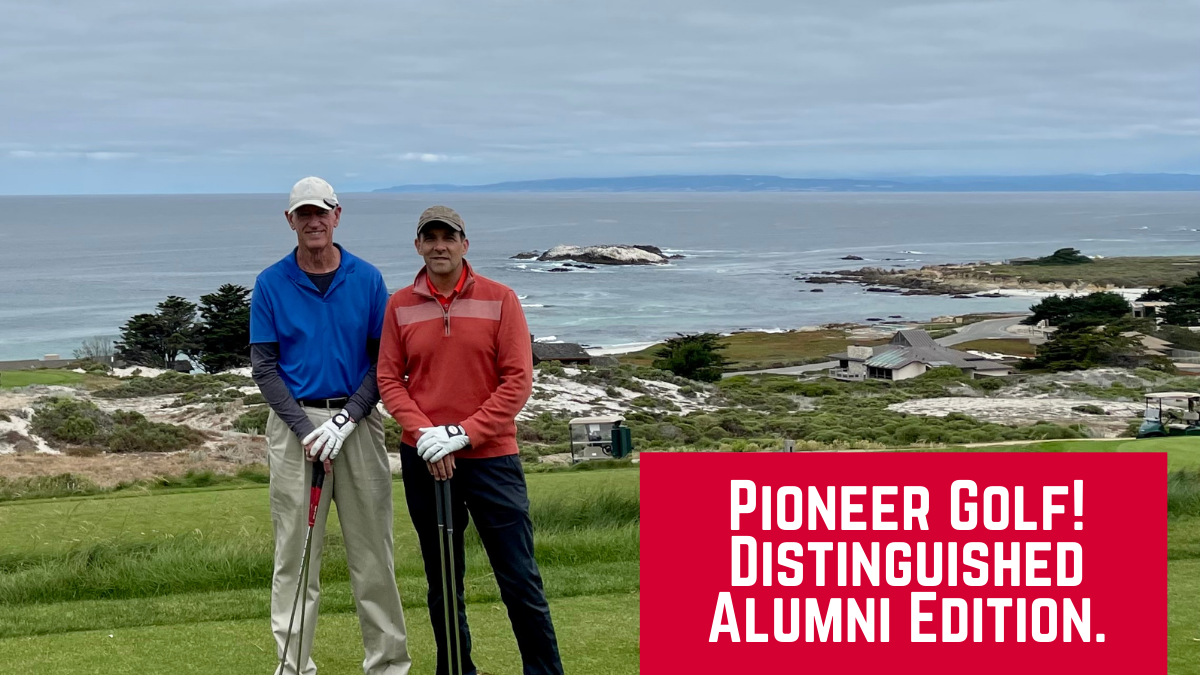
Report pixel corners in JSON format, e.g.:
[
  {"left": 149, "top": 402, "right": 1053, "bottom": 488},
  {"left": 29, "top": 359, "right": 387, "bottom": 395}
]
[
  {"left": 621, "top": 328, "right": 885, "bottom": 371},
  {"left": 1141, "top": 272, "right": 1200, "bottom": 326},
  {"left": 93, "top": 371, "right": 253, "bottom": 399},
  {"left": 1021, "top": 290, "right": 1131, "bottom": 326},
  {"left": 971, "top": 255, "right": 1200, "bottom": 289},
  {"left": 1013, "top": 247, "right": 1092, "bottom": 265},
  {"left": 116, "top": 285, "right": 252, "bottom": 372},
  {"left": 649, "top": 333, "right": 729, "bottom": 382},
  {"left": 804, "top": 253, "right": 1200, "bottom": 296},
  {"left": 31, "top": 397, "right": 206, "bottom": 453}
]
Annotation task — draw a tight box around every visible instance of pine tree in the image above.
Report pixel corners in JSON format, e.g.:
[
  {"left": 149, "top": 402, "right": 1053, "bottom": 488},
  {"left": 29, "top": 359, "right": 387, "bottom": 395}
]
[
  {"left": 651, "top": 333, "right": 729, "bottom": 382},
  {"left": 196, "top": 284, "right": 252, "bottom": 373}
]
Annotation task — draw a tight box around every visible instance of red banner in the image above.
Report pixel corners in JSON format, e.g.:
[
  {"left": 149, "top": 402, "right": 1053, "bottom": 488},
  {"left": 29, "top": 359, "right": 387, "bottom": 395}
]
[{"left": 640, "top": 452, "right": 1165, "bottom": 673}]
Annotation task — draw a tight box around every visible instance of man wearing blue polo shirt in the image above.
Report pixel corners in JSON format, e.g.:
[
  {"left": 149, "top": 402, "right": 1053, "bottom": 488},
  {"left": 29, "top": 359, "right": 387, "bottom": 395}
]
[{"left": 251, "top": 177, "right": 411, "bottom": 675}]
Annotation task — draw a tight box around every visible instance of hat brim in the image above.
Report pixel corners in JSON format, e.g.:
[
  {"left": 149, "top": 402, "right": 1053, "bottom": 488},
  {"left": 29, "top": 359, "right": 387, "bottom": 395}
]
[
  {"left": 417, "top": 219, "right": 465, "bottom": 235},
  {"left": 287, "top": 199, "right": 338, "bottom": 215}
]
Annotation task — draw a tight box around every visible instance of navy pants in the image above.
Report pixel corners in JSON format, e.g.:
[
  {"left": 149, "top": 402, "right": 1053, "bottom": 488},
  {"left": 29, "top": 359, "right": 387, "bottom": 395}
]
[{"left": 400, "top": 445, "right": 564, "bottom": 675}]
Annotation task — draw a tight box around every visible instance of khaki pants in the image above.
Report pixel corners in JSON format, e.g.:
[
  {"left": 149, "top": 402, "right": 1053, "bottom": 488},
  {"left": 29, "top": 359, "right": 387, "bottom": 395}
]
[{"left": 268, "top": 408, "right": 411, "bottom": 675}]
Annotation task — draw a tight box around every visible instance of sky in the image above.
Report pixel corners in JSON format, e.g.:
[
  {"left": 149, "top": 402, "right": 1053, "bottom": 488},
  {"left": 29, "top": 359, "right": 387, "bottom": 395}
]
[{"left": 1, "top": 0, "right": 1198, "bottom": 194}]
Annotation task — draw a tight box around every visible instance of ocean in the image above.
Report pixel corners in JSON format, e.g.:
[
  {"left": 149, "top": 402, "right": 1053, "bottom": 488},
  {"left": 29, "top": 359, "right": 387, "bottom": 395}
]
[{"left": 1, "top": 191, "right": 1198, "bottom": 361}]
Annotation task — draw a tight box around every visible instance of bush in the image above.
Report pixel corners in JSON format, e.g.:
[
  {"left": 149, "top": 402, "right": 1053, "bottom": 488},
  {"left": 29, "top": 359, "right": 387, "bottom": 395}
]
[
  {"left": 31, "top": 397, "right": 111, "bottom": 445},
  {"left": 383, "top": 416, "right": 403, "bottom": 450},
  {"left": 243, "top": 393, "right": 266, "bottom": 406},
  {"left": 95, "top": 371, "right": 253, "bottom": 399},
  {"left": 516, "top": 412, "right": 570, "bottom": 444},
  {"left": 106, "top": 414, "right": 204, "bottom": 453},
  {"left": 1071, "top": 404, "right": 1107, "bottom": 415},
  {"left": 651, "top": 333, "right": 729, "bottom": 382},
  {"left": 977, "top": 377, "right": 1005, "bottom": 392},
  {"left": 233, "top": 406, "right": 270, "bottom": 435},
  {"left": 31, "top": 397, "right": 204, "bottom": 452},
  {"left": 535, "top": 361, "right": 566, "bottom": 377}
]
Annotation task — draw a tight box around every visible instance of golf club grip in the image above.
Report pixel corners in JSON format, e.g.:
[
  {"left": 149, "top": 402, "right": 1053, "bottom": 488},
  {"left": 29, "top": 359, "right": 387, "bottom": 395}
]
[{"left": 308, "top": 461, "right": 326, "bottom": 527}]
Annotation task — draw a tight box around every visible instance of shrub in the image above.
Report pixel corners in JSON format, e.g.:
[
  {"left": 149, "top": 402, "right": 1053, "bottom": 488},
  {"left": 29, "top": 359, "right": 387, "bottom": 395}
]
[
  {"left": 535, "top": 361, "right": 566, "bottom": 377},
  {"left": 106, "top": 414, "right": 204, "bottom": 453},
  {"left": 516, "top": 412, "right": 570, "bottom": 444},
  {"left": 233, "top": 406, "right": 270, "bottom": 434},
  {"left": 383, "top": 416, "right": 403, "bottom": 450},
  {"left": 1071, "top": 404, "right": 1107, "bottom": 415},
  {"left": 977, "top": 377, "right": 1005, "bottom": 392},
  {"left": 243, "top": 392, "right": 266, "bottom": 406},
  {"left": 31, "top": 397, "right": 204, "bottom": 452},
  {"left": 651, "top": 333, "right": 729, "bottom": 382},
  {"left": 31, "top": 397, "right": 111, "bottom": 445},
  {"left": 95, "top": 371, "right": 253, "bottom": 399}
]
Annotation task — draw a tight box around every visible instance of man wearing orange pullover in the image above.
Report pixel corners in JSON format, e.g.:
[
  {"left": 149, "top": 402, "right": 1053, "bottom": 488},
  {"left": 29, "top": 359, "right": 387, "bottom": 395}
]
[{"left": 378, "top": 205, "right": 563, "bottom": 675}]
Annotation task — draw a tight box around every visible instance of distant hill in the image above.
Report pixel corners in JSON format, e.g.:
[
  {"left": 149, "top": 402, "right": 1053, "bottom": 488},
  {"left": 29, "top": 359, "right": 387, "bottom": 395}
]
[{"left": 374, "top": 173, "right": 1200, "bottom": 193}]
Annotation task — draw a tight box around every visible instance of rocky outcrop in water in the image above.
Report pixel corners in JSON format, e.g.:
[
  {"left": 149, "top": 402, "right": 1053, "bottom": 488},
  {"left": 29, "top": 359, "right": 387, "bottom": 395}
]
[{"left": 536, "top": 245, "right": 678, "bottom": 265}]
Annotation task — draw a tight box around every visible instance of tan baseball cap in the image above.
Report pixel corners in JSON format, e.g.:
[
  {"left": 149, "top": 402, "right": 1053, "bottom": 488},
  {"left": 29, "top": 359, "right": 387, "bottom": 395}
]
[
  {"left": 416, "top": 205, "right": 466, "bottom": 237},
  {"left": 287, "top": 176, "right": 339, "bottom": 214}
]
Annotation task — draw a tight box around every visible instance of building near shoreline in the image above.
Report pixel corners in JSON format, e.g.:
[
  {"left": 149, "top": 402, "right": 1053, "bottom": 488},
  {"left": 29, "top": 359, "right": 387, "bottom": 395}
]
[
  {"left": 829, "top": 329, "right": 1011, "bottom": 382},
  {"left": 531, "top": 338, "right": 592, "bottom": 366}
]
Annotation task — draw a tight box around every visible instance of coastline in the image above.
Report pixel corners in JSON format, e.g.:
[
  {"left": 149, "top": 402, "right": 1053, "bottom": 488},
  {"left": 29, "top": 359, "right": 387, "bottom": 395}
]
[{"left": 796, "top": 255, "right": 1200, "bottom": 299}]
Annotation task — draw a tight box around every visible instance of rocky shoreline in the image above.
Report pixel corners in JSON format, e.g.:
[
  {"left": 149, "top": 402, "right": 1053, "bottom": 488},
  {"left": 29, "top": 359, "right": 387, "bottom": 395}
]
[{"left": 796, "top": 262, "right": 1142, "bottom": 297}]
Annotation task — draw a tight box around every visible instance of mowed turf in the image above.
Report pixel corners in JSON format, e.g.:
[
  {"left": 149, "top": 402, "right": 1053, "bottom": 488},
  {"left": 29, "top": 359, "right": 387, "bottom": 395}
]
[
  {"left": 0, "top": 468, "right": 641, "bottom": 674},
  {"left": 3, "top": 440, "right": 1199, "bottom": 673},
  {"left": 0, "top": 369, "right": 85, "bottom": 389},
  {"left": 941, "top": 436, "right": 1200, "bottom": 472}
]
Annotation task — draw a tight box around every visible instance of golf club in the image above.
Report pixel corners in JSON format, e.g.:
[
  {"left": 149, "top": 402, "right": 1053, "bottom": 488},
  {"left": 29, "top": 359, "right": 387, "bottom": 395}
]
[
  {"left": 435, "top": 477, "right": 464, "bottom": 675},
  {"left": 278, "top": 459, "right": 328, "bottom": 675}
]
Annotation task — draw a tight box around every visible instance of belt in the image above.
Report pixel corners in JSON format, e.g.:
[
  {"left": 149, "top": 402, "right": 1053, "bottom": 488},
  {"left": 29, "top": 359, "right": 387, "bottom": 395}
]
[{"left": 299, "top": 397, "right": 351, "bottom": 409}]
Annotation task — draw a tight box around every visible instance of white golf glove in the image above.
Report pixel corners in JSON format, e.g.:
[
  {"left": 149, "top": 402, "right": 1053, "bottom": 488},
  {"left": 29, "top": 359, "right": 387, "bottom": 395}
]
[
  {"left": 302, "top": 410, "right": 357, "bottom": 462},
  {"left": 417, "top": 424, "right": 471, "bottom": 463}
]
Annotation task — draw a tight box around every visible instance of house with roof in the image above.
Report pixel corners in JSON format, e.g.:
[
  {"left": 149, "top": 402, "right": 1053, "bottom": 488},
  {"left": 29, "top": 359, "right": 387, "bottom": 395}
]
[{"left": 829, "top": 329, "right": 1011, "bottom": 382}]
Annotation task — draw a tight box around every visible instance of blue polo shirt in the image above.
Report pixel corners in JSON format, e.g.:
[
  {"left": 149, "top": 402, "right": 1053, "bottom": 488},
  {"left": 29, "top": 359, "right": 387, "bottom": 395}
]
[{"left": 250, "top": 244, "right": 388, "bottom": 401}]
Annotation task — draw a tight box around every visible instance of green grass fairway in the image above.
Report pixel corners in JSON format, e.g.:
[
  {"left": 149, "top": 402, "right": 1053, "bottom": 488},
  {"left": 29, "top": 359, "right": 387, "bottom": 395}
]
[
  {"left": 0, "top": 592, "right": 639, "bottom": 675},
  {"left": 0, "top": 369, "right": 85, "bottom": 389},
  {"left": 944, "top": 437, "right": 1200, "bottom": 472},
  {"left": 3, "top": 438, "right": 1198, "bottom": 672},
  {"left": 951, "top": 338, "right": 1037, "bottom": 357},
  {"left": 620, "top": 330, "right": 887, "bottom": 371},
  {"left": 0, "top": 468, "right": 640, "bottom": 674}
]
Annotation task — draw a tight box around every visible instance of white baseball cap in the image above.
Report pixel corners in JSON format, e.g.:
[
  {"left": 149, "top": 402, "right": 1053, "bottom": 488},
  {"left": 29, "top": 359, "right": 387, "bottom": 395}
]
[{"left": 287, "top": 176, "right": 339, "bottom": 214}]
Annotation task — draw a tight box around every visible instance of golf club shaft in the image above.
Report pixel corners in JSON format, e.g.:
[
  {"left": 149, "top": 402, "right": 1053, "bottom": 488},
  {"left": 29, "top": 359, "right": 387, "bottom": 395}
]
[
  {"left": 279, "top": 460, "right": 328, "bottom": 675},
  {"left": 443, "top": 479, "right": 463, "bottom": 675},
  {"left": 434, "top": 478, "right": 458, "bottom": 675},
  {"left": 279, "top": 525, "right": 312, "bottom": 674}
]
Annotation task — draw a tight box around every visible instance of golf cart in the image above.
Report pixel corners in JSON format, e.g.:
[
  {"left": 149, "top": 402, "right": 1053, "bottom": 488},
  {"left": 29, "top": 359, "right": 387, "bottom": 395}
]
[
  {"left": 569, "top": 415, "right": 633, "bottom": 463},
  {"left": 1136, "top": 392, "right": 1200, "bottom": 438}
]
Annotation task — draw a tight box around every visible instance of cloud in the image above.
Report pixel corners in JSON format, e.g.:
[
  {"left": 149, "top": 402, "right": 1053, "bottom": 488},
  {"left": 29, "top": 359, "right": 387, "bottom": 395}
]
[
  {"left": 398, "top": 153, "right": 458, "bottom": 163},
  {"left": 8, "top": 150, "right": 137, "bottom": 160},
  {"left": 0, "top": 0, "right": 1196, "bottom": 193}
]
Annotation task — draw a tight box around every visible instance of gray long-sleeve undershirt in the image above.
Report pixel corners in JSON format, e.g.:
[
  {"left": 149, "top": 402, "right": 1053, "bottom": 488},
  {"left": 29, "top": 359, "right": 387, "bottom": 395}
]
[{"left": 250, "top": 340, "right": 380, "bottom": 440}]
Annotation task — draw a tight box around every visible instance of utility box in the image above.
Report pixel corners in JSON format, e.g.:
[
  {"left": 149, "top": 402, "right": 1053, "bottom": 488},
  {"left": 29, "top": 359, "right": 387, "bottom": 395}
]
[
  {"left": 610, "top": 426, "right": 633, "bottom": 459},
  {"left": 569, "top": 415, "right": 627, "bottom": 463}
]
